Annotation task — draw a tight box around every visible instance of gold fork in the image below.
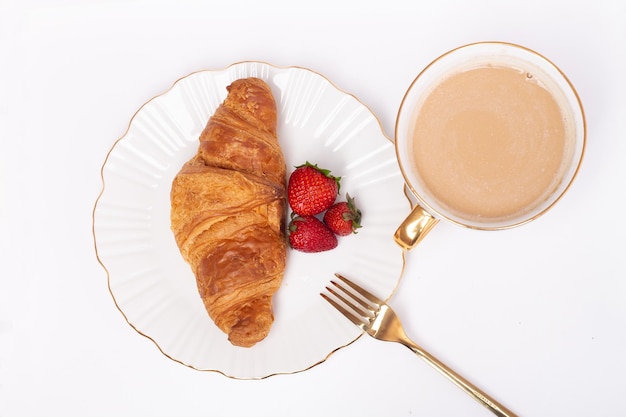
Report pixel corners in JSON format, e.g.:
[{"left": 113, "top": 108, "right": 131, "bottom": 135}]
[{"left": 322, "top": 273, "right": 517, "bottom": 417}]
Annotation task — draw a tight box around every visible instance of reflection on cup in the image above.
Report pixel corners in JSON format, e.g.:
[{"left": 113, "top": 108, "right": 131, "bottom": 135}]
[{"left": 394, "top": 42, "right": 586, "bottom": 250}]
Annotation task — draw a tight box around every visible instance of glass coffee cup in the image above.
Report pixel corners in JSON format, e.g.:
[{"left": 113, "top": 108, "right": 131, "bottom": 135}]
[{"left": 394, "top": 42, "right": 586, "bottom": 250}]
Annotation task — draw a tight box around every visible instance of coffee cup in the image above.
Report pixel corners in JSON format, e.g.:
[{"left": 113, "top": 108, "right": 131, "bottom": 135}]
[{"left": 394, "top": 42, "right": 586, "bottom": 250}]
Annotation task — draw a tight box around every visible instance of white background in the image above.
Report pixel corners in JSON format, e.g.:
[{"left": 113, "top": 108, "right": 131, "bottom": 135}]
[{"left": 1, "top": 0, "right": 625, "bottom": 416}]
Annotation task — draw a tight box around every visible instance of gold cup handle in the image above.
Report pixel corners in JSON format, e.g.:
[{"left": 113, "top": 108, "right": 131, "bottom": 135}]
[{"left": 393, "top": 205, "right": 439, "bottom": 250}]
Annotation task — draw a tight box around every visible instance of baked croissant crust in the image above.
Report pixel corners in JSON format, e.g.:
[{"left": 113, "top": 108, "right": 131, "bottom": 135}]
[{"left": 170, "top": 78, "right": 287, "bottom": 348}]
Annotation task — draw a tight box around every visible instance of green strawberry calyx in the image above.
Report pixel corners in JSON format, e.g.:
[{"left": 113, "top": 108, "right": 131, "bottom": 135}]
[{"left": 344, "top": 193, "right": 362, "bottom": 232}]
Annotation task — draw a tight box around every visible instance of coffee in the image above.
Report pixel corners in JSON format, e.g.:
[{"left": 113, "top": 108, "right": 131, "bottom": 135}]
[
  {"left": 409, "top": 65, "right": 572, "bottom": 223},
  {"left": 394, "top": 42, "right": 585, "bottom": 249}
]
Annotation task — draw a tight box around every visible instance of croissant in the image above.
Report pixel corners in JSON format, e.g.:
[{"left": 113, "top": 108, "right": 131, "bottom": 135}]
[{"left": 170, "top": 77, "right": 287, "bottom": 348}]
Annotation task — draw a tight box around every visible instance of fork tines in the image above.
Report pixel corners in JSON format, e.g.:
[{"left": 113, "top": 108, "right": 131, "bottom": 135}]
[{"left": 321, "top": 273, "right": 381, "bottom": 329}]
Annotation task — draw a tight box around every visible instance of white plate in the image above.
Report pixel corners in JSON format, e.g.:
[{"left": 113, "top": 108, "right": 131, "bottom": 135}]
[{"left": 93, "top": 62, "right": 410, "bottom": 379}]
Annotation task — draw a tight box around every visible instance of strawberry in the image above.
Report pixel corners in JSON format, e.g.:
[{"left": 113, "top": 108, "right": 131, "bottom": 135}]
[
  {"left": 287, "top": 162, "right": 340, "bottom": 216},
  {"left": 287, "top": 214, "right": 338, "bottom": 253},
  {"left": 323, "top": 194, "right": 362, "bottom": 236}
]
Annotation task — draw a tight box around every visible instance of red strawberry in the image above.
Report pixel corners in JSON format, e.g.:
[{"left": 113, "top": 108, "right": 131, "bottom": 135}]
[
  {"left": 323, "top": 194, "right": 362, "bottom": 236},
  {"left": 288, "top": 215, "right": 338, "bottom": 253},
  {"left": 288, "top": 162, "right": 340, "bottom": 216}
]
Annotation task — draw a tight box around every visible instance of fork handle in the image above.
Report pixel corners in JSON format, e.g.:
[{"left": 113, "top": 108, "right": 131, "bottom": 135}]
[{"left": 403, "top": 339, "right": 517, "bottom": 417}]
